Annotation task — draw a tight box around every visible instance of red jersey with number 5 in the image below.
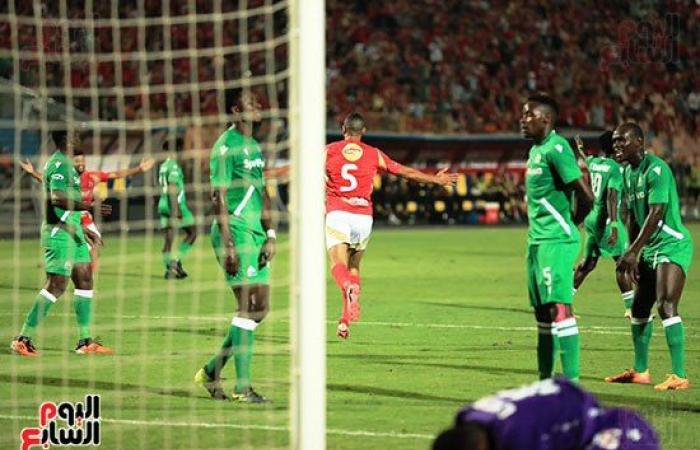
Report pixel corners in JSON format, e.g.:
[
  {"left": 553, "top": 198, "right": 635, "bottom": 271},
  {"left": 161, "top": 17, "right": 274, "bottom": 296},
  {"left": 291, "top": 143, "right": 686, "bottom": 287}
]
[{"left": 325, "top": 138, "right": 402, "bottom": 216}]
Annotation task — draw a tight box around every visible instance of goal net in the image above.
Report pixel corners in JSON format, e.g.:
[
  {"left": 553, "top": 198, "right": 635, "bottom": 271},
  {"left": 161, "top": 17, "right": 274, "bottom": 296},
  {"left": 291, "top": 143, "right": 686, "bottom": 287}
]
[{"left": 0, "top": 0, "right": 325, "bottom": 449}]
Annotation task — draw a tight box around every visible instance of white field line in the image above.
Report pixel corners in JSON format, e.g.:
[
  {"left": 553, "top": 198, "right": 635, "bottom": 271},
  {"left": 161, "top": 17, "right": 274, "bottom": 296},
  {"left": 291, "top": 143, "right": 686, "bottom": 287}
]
[
  {"left": 0, "top": 414, "right": 433, "bottom": 440},
  {"left": 0, "top": 312, "right": 692, "bottom": 336}
]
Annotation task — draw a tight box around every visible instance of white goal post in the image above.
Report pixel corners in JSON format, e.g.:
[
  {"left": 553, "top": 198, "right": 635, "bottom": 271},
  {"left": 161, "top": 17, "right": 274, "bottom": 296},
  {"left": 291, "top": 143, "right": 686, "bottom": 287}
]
[{"left": 289, "top": 0, "right": 326, "bottom": 449}]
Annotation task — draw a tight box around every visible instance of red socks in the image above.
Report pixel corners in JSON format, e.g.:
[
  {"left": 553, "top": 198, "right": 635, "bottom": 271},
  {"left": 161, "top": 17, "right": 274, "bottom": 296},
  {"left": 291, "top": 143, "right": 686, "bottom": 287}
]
[{"left": 331, "top": 263, "right": 351, "bottom": 290}]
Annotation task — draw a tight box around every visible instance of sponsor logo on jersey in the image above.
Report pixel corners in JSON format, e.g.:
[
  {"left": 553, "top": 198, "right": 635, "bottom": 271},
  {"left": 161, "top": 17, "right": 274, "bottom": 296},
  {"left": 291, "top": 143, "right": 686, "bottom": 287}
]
[
  {"left": 342, "top": 143, "right": 363, "bottom": 162},
  {"left": 244, "top": 158, "right": 265, "bottom": 170},
  {"left": 51, "top": 174, "right": 65, "bottom": 180},
  {"left": 590, "top": 163, "right": 610, "bottom": 172},
  {"left": 527, "top": 167, "right": 543, "bottom": 176}
]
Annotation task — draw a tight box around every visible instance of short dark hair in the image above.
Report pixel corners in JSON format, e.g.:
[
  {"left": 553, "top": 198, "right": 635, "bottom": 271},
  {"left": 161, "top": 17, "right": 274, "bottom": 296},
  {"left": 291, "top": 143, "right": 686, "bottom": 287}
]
[
  {"left": 343, "top": 112, "right": 366, "bottom": 135},
  {"left": 433, "top": 423, "right": 490, "bottom": 450},
  {"left": 52, "top": 129, "right": 67, "bottom": 150},
  {"left": 598, "top": 130, "right": 613, "bottom": 156},
  {"left": 527, "top": 94, "right": 559, "bottom": 119},
  {"left": 617, "top": 122, "right": 644, "bottom": 142},
  {"left": 225, "top": 88, "right": 242, "bottom": 112}
]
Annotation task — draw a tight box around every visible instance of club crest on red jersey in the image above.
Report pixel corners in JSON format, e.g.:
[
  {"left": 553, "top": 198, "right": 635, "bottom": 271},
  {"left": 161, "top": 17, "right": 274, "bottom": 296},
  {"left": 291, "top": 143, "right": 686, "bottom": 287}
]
[{"left": 341, "top": 143, "right": 363, "bottom": 162}]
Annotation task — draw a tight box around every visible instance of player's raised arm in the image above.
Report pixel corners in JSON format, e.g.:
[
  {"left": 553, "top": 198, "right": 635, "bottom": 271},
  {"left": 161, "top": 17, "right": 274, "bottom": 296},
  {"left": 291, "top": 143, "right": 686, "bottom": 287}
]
[
  {"left": 378, "top": 151, "right": 458, "bottom": 187},
  {"left": 19, "top": 159, "right": 44, "bottom": 183},
  {"left": 106, "top": 157, "right": 155, "bottom": 179}
]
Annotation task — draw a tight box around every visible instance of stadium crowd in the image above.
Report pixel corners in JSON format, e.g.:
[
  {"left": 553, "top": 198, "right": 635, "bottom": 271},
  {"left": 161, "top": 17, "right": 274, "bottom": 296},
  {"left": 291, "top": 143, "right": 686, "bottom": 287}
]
[{"left": 2, "top": 0, "right": 700, "bottom": 224}]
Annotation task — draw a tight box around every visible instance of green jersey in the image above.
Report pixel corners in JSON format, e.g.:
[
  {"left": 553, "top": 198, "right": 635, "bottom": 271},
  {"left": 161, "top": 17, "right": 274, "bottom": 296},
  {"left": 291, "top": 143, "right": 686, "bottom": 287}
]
[
  {"left": 623, "top": 153, "right": 691, "bottom": 252},
  {"left": 526, "top": 131, "right": 582, "bottom": 244},
  {"left": 584, "top": 155, "right": 623, "bottom": 234},
  {"left": 158, "top": 158, "right": 186, "bottom": 212},
  {"left": 209, "top": 126, "right": 266, "bottom": 231},
  {"left": 43, "top": 151, "right": 82, "bottom": 227}
]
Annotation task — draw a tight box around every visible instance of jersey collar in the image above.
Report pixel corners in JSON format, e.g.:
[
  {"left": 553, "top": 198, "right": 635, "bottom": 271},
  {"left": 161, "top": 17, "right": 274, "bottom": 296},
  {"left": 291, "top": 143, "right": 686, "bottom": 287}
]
[{"left": 534, "top": 130, "right": 556, "bottom": 147}]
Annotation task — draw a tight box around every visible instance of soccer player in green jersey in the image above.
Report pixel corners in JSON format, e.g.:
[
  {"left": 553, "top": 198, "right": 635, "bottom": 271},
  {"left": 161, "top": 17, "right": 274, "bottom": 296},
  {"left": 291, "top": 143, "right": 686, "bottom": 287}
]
[
  {"left": 158, "top": 138, "right": 197, "bottom": 279},
  {"left": 520, "top": 95, "right": 593, "bottom": 381},
  {"left": 11, "top": 129, "right": 113, "bottom": 356},
  {"left": 194, "top": 90, "right": 276, "bottom": 402},
  {"left": 607, "top": 123, "right": 693, "bottom": 391},
  {"left": 572, "top": 131, "right": 634, "bottom": 318}
]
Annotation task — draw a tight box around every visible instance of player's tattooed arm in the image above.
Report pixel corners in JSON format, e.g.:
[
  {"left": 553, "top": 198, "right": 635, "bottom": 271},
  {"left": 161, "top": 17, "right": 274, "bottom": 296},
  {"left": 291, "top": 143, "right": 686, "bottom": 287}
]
[
  {"left": 258, "top": 189, "right": 277, "bottom": 268},
  {"left": 211, "top": 187, "right": 239, "bottom": 276},
  {"left": 617, "top": 203, "right": 665, "bottom": 282},
  {"left": 19, "top": 159, "right": 44, "bottom": 183},
  {"left": 568, "top": 177, "right": 594, "bottom": 225}
]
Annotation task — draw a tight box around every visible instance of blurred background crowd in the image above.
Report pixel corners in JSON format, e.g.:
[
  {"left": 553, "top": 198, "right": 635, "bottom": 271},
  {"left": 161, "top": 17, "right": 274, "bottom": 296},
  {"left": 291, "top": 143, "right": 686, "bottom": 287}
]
[{"left": 1, "top": 0, "right": 699, "bottom": 227}]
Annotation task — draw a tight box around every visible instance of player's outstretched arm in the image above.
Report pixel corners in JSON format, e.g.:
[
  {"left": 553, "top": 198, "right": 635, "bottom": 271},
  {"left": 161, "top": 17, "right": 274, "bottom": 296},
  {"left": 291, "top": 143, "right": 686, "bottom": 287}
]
[
  {"left": 568, "top": 177, "right": 594, "bottom": 225},
  {"left": 107, "top": 157, "right": 155, "bottom": 179},
  {"left": 396, "top": 166, "right": 459, "bottom": 187},
  {"left": 19, "top": 159, "right": 44, "bottom": 183},
  {"left": 378, "top": 151, "right": 457, "bottom": 187}
]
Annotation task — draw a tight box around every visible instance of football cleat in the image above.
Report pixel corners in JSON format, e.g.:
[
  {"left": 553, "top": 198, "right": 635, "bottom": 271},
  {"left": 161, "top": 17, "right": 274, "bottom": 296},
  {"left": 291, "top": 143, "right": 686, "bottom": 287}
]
[
  {"left": 75, "top": 338, "right": 113, "bottom": 355},
  {"left": 654, "top": 374, "right": 690, "bottom": 391},
  {"left": 194, "top": 368, "right": 229, "bottom": 400},
  {"left": 343, "top": 282, "right": 361, "bottom": 322},
  {"left": 11, "top": 335, "right": 39, "bottom": 357},
  {"left": 175, "top": 260, "right": 188, "bottom": 279},
  {"left": 164, "top": 269, "right": 179, "bottom": 279},
  {"left": 231, "top": 386, "right": 270, "bottom": 403},
  {"left": 604, "top": 369, "right": 651, "bottom": 385},
  {"left": 336, "top": 320, "right": 350, "bottom": 340}
]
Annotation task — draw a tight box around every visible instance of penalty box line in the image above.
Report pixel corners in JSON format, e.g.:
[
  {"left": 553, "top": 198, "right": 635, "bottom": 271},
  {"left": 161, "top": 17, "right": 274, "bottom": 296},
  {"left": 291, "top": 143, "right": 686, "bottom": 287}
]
[{"left": 0, "top": 414, "right": 433, "bottom": 440}]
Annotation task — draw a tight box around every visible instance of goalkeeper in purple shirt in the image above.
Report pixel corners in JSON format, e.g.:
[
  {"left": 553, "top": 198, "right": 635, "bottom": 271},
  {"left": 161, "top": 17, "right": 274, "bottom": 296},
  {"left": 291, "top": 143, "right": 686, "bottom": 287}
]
[{"left": 433, "top": 378, "right": 659, "bottom": 450}]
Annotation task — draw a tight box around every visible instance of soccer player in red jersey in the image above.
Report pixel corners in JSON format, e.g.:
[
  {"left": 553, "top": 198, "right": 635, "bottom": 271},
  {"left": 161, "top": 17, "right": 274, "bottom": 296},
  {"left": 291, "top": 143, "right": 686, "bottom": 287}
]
[
  {"left": 326, "top": 113, "right": 459, "bottom": 339},
  {"left": 20, "top": 151, "right": 154, "bottom": 271}
]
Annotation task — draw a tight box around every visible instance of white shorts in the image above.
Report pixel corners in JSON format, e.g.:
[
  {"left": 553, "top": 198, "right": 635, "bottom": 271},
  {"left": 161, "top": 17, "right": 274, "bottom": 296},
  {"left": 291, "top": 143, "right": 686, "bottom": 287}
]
[
  {"left": 325, "top": 210, "right": 373, "bottom": 251},
  {"left": 85, "top": 222, "right": 101, "bottom": 238}
]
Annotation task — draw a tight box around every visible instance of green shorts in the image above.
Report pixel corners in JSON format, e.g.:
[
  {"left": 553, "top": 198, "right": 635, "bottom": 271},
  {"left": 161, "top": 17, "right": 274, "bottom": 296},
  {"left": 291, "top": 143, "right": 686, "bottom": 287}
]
[
  {"left": 210, "top": 220, "right": 269, "bottom": 287},
  {"left": 40, "top": 223, "right": 91, "bottom": 276},
  {"left": 159, "top": 204, "right": 195, "bottom": 229},
  {"left": 583, "top": 223, "right": 628, "bottom": 259},
  {"left": 642, "top": 239, "right": 693, "bottom": 276},
  {"left": 526, "top": 241, "right": 579, "bottom": 307}
]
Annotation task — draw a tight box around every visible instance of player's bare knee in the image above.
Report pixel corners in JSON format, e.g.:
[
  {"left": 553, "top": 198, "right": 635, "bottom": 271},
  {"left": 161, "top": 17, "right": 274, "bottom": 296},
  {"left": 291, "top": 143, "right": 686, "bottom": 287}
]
[
  {"left": 46, "top": 275, "right": 68, "bottom": 298},
  {"left": 656, "top": 299, "right": 677, "bottom": 320}
]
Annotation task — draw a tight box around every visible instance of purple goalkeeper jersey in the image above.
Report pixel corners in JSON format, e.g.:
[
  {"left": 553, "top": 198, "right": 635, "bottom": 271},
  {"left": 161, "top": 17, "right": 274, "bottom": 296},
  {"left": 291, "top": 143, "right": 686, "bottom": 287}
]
[{"left": 456, "top": 378, "right": 659, "bottom": 450}]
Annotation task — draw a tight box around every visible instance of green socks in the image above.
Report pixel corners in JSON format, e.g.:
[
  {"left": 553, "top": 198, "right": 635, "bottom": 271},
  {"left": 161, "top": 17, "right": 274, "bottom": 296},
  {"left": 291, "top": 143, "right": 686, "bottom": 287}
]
[
  {"left": 205, "top": 318, "right": 257, "bottom": 391},
  {"left": 73, "top": 289, "right": 93, "bottom": 340},
  {"left": 163, "top": 252, "right": 173, "bottom": 270},
  {"left": 20, "top": 289, "right": 57, "bottom": 337},
  {"left": 631, "top": 318, "right": 653, "bottom": 372},
  {"left": 536, "top": 322, "right": 558, "bottom": 379},
  {"left": 663, "top": 317, "right": 686, "bottom": 378},
  {"left": 178, "top": 241, "right": 193, "bottom": 263},
  {"left": 556, "top": 318, "right": 580, "bottom": 381}
]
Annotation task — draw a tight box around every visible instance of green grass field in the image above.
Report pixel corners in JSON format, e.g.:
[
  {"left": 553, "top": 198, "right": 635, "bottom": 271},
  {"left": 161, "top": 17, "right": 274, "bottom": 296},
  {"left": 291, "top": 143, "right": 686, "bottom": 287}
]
[{"left": 1, "top": 226, "right": 699, "bottom": 449}]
